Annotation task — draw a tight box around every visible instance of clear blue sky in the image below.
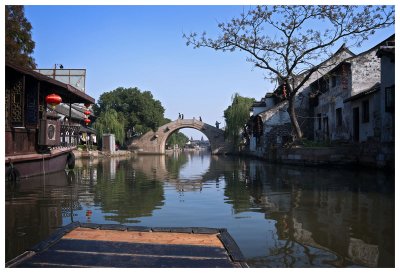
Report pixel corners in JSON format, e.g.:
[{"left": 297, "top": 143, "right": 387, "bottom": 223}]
[{"left": 24, "top": 5, "right": 394, "bottom": 140}]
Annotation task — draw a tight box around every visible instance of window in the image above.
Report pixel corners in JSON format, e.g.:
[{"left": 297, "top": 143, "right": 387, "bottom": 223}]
[
  {"left": 312, "top": 78, "right": 329, "bottom": 94},
  {"left": 336, "top": 108, "right": 343, "bottom": 127},
  {"left": 331, "top": 75, "right": 337, "bottom": 88},
  {"left": 385, "top": 85, "right": 394, "bottom": 112},
  {"left": 362, "top": 100, "right": 369, "bottom": 123},
  {"left": 317, "top": 113, "right": 322, "bottom": 130}
]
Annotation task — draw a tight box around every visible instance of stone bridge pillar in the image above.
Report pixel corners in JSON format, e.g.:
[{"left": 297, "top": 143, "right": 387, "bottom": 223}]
[{"left": 128, "top": 119, "right": 231, "bottom": 154}]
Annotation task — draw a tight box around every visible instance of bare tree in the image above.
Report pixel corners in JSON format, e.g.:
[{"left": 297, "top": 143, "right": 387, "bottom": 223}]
[{"left": 184, "top": 5, "right": 394, "bottom": 139}]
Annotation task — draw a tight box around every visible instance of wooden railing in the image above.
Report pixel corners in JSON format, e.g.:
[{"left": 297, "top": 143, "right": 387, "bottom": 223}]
[{"left": 60, "top": 124, "right": 80, "bottom": 147}]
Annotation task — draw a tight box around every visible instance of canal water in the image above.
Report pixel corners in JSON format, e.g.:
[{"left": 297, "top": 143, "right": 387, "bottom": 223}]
[{"left": 5, "top": 151, "right": 395, "bottom": 267}]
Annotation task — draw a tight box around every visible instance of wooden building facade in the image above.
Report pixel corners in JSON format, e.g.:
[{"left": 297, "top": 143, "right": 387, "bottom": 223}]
[{"left": 5, "top": 61, "right": 95, "bottom": 179}]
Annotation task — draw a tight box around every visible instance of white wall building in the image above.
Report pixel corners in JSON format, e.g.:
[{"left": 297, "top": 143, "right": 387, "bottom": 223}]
[{"left": 246, "top": 34, "right": 395, "bottom": 153}]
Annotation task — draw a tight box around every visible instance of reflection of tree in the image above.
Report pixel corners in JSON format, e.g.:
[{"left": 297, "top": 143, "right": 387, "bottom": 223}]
[
  {"left": 222, "top": 159, "right": 253, "bottom": 213},
  {"left": 93, "top": 159, "right": 165, "bottom": 223},
  {"left": 262, "top": 200, "right": 342, "bottom": 267},
  {"left": 165, "top": 153, "right": 188, "bottom": 179}
]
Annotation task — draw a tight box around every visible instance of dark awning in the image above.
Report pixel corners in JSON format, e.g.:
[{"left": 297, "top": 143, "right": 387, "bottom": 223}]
[
  {"left": 376, "top": 46, "right": 395, "bottom": 58},
  {"left": 80, "top": 125, "right": 96, "bottom": 134},
  {"left": 252, "top": 101, "right": 266, "bottom": 108}
]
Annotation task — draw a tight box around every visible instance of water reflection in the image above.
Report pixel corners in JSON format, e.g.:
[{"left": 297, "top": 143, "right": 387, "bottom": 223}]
[
  {"left": 6, "top": 171, "right": 68, "bottom": 262},
  {"left": 240, "top": 161, "right": 394, "bottom": 267},
  {"left": 5, "top": 152, "right": 394, "bottom": 267}
]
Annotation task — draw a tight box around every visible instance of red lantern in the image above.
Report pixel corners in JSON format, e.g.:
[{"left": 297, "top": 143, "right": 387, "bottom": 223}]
[
  {"left": 84, "top": 110, "right": 91, "bottom": 116},
  {"left": 45, "top": 93, "right": 62, "bottom": 110},
  {"left": 84, "top": 118, "right": 91, "bottom": 125}
]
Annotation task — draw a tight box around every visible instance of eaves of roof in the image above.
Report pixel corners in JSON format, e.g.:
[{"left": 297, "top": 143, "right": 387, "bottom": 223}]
[{"left": 343, "top": 83, "right": 380, "bottom": 103}]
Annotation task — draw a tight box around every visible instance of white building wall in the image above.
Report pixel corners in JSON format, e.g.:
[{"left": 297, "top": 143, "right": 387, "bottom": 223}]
[
  {"left": 296, "top": 49, "right": 355, "bottom": 96},
  {"left": 249, "top": 49, "right": 354, "bottom": 150},
  {"left": 350, "top": 50, "right": 382, "bottom": 96},
  {"left": 314, "top": 47, "right": 382, "bottom": 142},
  {"left": 350, "top": 94, "right": 380, "bottom": 142},
  {"left": 253, "top": 106, "right": 266, "bottom": 116},
  {"left": 379, "top": 54, "right": 395, "bottom": 142},
  {"left": 314, "top": 66, "right": 352, "bottom": 141},
  {"left": 348, "top": 49, "right": 382, "bottom": 142},
  {"left": 249, "top": 137, "right": 257, "bottom": 151},
  {"left": 252, "top": 97, "right": 276, "bottom": 116}
]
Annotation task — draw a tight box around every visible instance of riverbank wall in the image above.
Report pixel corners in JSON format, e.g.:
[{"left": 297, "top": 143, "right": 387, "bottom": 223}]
[
  {"left": 72, "top": 144, "right": 394, "bottom": 170},
  {"left": 73, "top": 150, "right": 132, "bottom": 159},
  {"left": 240, "top": 142, "right": 394, "bottom": 170}
]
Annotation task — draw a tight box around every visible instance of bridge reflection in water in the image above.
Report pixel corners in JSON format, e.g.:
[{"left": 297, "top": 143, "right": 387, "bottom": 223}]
[{"left": 5, "top": 151, "right": 394, "bottom": 267}]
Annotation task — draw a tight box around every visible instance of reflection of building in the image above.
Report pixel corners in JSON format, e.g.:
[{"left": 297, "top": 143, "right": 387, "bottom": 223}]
[
  {"left": 243, "top": 160, "right": 393, "bottom": 267},
  {"left": 184, "top": 139, "right": 210, "bottom": 150},
  {"left": 376, "top": 42, "right": 395, "bottom": 143},
  {"left": 5, "top": 171, "right": 69, "bottom": 262},
  {"left": 110, "top": 158, "right": 117, "bottom": 180},
  {"left": 348, "top": 238, "right": 379, "bottom": 267}
]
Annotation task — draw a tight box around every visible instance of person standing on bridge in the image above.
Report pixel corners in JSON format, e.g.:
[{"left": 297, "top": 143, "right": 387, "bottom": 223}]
[
  {"left": 178, "top": 113, "right": 181, "bottom": 119},
  {"left": 181, "top": 114, "right": 184, "bottom": 119},
  {"left": 215, "top": 121, "right": 220, "bottom": 129},
  {"left": 199, "top": 116, "right": 202, "bottom": 122}
]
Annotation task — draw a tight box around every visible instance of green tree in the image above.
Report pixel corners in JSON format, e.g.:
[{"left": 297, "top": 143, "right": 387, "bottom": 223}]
[
  {"left": 5, "top": 5, "right": 36, "bottom": 68},
  {"left": 166, "top": 131, "right": 189, "bottom": 149},
  {"left": 223, "top": 93, "right": 255, "bottom": 151},
  {"left": 93, "top": 109, "right": 125, "bottom": 146},
  {"left": 93, "top": 87, "right": 165, "bottom": 138},
  {"left": 185, "top": 5, "right": 394, "bottom": 139}
]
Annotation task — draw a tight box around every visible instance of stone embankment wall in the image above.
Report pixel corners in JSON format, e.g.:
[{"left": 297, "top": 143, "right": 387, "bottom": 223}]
[
  {"left": 73, "top": 150, "right": 132, "bottom": 159},
  {"left": 243, "top": 143, "right": 394, "bottom": 170}
]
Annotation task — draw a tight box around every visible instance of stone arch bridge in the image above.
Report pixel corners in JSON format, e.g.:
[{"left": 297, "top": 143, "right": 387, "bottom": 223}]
[{"left": 129, "top": 119, "right": 232, "bottom": 154}]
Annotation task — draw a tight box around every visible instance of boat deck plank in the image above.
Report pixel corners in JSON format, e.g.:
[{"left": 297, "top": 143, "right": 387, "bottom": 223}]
[
  {"left": 63, "top": 227, "right": 224, "bottom": 247},
  {"left": 7, "top": 222, "right": 247, "bottom": 268}
]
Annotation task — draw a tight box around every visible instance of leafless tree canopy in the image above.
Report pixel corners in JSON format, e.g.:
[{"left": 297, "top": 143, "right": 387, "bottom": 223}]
[
  {"left": 184, "top": 6, "right": 394, "bottom": 92},
  {"left": 184, "top": 5, "right": 394, "bottom": 139}
]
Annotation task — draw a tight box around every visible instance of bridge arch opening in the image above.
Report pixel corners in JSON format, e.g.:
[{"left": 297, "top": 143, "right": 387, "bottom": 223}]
[{"left": 165, "top": 128, "right": 210, "bottom": 152}]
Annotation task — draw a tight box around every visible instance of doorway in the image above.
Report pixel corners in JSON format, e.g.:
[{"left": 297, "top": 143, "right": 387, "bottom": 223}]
[
  {"left": 322, "top": 117, "right": 329, "bottom": 140},
  {"left": 353, "top": 107, "right": 360, "bottom": 142}
]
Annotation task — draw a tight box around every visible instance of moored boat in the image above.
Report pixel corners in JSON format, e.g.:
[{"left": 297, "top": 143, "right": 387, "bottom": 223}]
[{"left": 5, "top": 61, "right": 95, "bottom": 180}]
